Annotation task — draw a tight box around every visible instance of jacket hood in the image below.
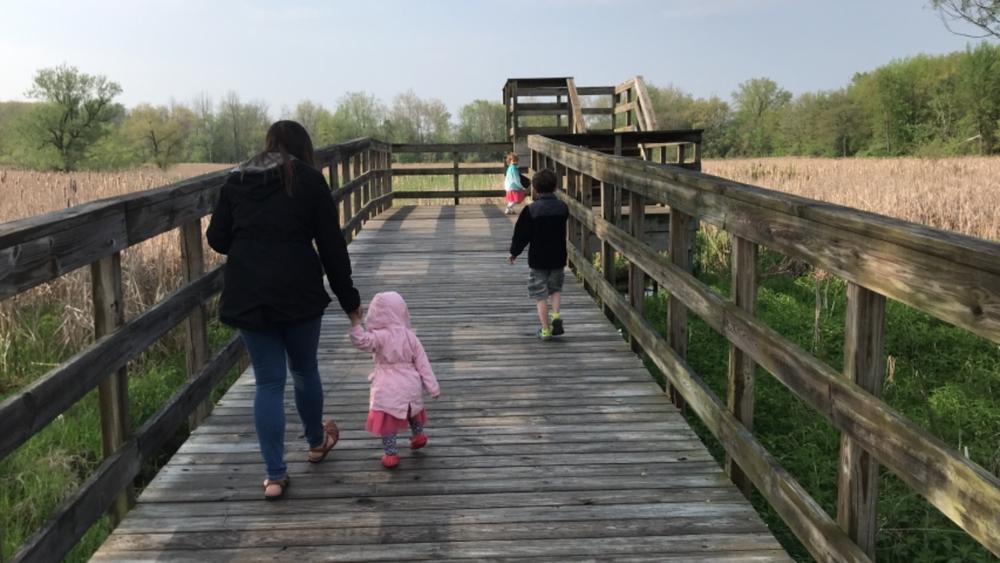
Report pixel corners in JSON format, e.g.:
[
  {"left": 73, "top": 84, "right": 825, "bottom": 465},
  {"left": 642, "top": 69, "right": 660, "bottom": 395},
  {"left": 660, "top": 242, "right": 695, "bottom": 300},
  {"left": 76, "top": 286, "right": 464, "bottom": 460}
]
[
  {"left": 227, "top": 152, "right": 296, "bottom": 200},
  {"left": 365, "top": 291, "right": 411, "bottom": 330}
]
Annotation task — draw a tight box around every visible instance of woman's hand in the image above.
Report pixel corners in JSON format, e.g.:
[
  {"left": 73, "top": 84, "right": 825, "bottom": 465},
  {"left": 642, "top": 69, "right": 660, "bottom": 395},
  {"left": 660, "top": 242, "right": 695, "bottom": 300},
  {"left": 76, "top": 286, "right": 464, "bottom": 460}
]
[{"left": 348, "top": 306, "right": 364, "bottom": 326}]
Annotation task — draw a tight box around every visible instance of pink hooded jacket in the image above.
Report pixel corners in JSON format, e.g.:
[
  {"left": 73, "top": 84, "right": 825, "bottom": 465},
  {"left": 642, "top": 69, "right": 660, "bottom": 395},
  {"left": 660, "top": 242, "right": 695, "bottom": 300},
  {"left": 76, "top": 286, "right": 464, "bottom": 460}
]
[{"left": 349, "top": 292, "right": 440, "bottom": 419}]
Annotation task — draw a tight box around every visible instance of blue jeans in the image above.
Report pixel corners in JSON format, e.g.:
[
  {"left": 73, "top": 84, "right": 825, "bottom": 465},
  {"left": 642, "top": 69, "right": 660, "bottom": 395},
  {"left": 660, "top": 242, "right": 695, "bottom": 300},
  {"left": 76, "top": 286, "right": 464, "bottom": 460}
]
[{"left": 240, "top": 316, "right": 324, "bottom": 480}]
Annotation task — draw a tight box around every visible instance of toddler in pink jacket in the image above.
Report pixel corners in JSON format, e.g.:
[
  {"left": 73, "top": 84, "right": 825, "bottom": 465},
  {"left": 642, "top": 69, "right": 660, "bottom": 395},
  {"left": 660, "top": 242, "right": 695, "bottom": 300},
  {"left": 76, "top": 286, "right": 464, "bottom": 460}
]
[{"left": 349, "top": 291, "right": 440, "bottom": 468}]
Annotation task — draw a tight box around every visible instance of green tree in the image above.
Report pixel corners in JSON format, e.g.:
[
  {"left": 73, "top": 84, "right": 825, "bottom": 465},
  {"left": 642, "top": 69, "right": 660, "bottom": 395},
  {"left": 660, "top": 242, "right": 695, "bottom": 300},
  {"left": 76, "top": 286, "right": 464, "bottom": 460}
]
[
  {"left": 456, "top": 100, "right": 505, "bottom": 143},
  {"left": 732, "top": 78, "right": 791, "bottom": 156},
  {"left": 23, "top": 65, "right": 122, "bottom": 170},
  {"left": 957, "top": 42, "right": 1000, "bottom": 154},
  {"left": 122, "top": 104, "right": 195, "bottom": 169},
  {"left": 322, "top": 91, "right": 385, "bottom": 142},
  {"left": 217, "top": 92, "right": 269, "bottom": 162},
  {"left": 291, "top": 100, "right": 333, "bottom": 142},
  {"left": 386, "top": 90, "right": 451, "bottom": 145}
]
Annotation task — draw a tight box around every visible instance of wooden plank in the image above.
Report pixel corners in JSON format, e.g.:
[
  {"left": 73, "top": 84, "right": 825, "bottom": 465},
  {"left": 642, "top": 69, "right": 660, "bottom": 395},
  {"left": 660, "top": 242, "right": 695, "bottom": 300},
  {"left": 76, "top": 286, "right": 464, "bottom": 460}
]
[
  {"left": 391, "top": 165, "right": 506, "bottom": 176},
  {"left": 91, "top": 251, "right": 131, "bottom": 526},
  {"left": 91, "top": 204, "right": 786, "bottom": 563},
  {"left": 634, "top": 75, "right": 659, "bottom": 130},
  {"left": 628, "top": 189, "right": 645, "bottom": 353},
  {"left": 615, "top": 101, "right": 638, "bottom": 114},
  {"left": 837, "top": 283, "right": 886, "bottom": 557},
  {"left": 557, "top": 191, "right": 1000, "bottom": 556},
  {"left": 0, "top": 267, "right": 224, "bottom": 461},
  {"left": 577, "top": 86, "right": 616, "bottom": 95},
  {"left": 340, "top": 156, "right": 353, "bottom": 243},
  {"left": 566, "top": 78, "right": 586, "bottom": 134},
  {"left": 392, "top": 142, "right": 510, "bottom": 154},
  {"left": 529, "top": 135, "right": 1000, "bottom": 344},
  {"left": 179, "top": 220, "right": 212, "bottom": 430},
  {"left": 727, "top": 236, "right": 758, "bottom": 497},
  {"left": 566, "top": 245, "right": 868, "bottom": 563},
  {"left": 390, "top": 190, "right": 505, "bottom": 200},
  {"left": 600, "top": 180, "right": 616, "bottom": 320}
]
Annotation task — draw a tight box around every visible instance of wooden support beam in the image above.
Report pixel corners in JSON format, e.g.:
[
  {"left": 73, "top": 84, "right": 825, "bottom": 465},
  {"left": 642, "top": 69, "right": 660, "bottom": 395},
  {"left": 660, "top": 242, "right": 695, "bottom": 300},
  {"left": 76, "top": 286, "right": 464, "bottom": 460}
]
[
  {"left": 628, "top": 189, "right": 645, "bottom": 354},
  {"left": 600, "top": 181, "right": 616, "bottom": 320},
  {"left": 668, "top": 208, "right": 694, "bottom": 411},
  {"left": 341, "top": 157, "right": 353, "bottom": 243},
  {"left": 727, "top": 236, "right": 758, "bottom": 498},
  {"left": 91, "top": 252, "right": 131, "bottom": 526},
  {"left": 837, "top": 282, "right": 886, "bottom": 558},
  {"left": 180, "top": 220, "right": 211, "bottom": 431},
  {"left": 453, "top": 151, "right": 460, "bottom": 206}
]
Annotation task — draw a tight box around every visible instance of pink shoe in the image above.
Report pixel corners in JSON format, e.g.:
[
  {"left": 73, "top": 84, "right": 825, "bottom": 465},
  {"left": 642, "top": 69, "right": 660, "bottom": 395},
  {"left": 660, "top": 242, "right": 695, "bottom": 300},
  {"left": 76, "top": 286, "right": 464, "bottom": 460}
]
[
  {"left": 382, "top": 454, "right": 400, "bottom": 469},
  {"left": 410, "top": 434, "right": 428, "bottom": 450}
]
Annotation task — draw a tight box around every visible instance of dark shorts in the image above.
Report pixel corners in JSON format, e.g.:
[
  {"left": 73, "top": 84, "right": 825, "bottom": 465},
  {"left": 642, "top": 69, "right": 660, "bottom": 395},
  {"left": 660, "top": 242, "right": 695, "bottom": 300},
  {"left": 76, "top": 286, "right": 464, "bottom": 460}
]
[{"left": 528, "top": 268, "right": 565, "bottom": 300}]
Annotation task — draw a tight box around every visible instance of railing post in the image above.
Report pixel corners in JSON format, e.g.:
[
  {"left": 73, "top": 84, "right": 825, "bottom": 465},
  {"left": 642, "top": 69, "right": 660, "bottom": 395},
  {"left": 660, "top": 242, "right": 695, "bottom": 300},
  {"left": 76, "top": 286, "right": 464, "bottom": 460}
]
[
  {"left": 667, "top": 208, "right": 694, "bottom": 411},
  {"left": 353, "top": 153, "right": 363, "bottom": 236},
  {"left": 600, "top": 181, "right": 616, "bottom": 320},
  {"left": 328, "top": 157, "right": 339, "bottom": 191},
  {"left": 580, "top": 174, "right": 594, "bottom": 294},
  {"left": 342, "top": 156, "right": 353, "bottom": 243},
  {"left": 91, "top": 252, "right": 132, "bottom": 526},
  {"left": 387, "top": 147, "right": 393, "bottom": 209},
  {"left": 452, "top": 150, "right": 460, "bottom": 206},
  {"left": 628, "top": 189, "right": 645, "bottom": 354},
  {"left": 837, "top": 282, "right": 886, "bottom": 558},
  {"left": 180, "top": 220, "right": 211, "bottom": 430},
  {"left": 727, "top": 236, "right": 758, "bottom": 497},
  {"left": 613, "top": 135, "right": 623, "bottom": 228}
]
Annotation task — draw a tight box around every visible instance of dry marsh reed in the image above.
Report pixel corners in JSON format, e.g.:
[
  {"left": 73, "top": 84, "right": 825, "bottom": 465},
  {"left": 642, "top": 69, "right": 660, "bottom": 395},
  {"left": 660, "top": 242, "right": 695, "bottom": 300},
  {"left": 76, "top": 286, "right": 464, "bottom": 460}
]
[
  {"left": 703, "top": 156, "right": 1000, "bottom": 241},
  {"left": 0, "top": 164, "right": 229, "bottom": 389}
]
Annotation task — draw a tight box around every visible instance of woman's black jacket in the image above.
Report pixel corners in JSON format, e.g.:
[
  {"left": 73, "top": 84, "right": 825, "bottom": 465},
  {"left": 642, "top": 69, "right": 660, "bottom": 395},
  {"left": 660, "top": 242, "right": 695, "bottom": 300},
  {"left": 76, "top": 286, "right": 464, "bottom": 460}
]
[{"left": 206, "top": 154, "right": 361, "bottom": 331}]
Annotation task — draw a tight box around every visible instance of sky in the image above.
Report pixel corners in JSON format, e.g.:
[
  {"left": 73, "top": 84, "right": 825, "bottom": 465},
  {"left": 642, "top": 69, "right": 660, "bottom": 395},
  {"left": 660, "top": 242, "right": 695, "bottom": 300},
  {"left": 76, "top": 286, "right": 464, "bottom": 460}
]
[{"left": 0, "top": 0, "right": 988, "bottom": 116}]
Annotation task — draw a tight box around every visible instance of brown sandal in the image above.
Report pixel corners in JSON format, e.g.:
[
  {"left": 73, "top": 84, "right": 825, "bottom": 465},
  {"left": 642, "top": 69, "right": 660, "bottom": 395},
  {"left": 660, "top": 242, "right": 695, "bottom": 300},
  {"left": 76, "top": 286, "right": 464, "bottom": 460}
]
[
  {"left": 308, "top": 419, "right": 340, "bottom": 463},
  {"left": 263, "top": 475, "right": 290, "bottom": 500}
]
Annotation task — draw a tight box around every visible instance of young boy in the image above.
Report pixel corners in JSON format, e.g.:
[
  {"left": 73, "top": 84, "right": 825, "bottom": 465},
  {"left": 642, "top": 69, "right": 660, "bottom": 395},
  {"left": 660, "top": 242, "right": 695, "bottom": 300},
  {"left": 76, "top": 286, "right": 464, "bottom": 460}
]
[{"left": 507, "top": 169, "right": 569, "bottom": 341}]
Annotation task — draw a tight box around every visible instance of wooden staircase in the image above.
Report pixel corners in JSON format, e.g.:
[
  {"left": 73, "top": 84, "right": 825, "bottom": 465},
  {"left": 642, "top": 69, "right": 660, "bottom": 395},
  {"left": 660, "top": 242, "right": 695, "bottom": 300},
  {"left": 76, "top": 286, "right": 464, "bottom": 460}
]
[{"left": 504, "top": 76, "right": 660, "bottom": 160}]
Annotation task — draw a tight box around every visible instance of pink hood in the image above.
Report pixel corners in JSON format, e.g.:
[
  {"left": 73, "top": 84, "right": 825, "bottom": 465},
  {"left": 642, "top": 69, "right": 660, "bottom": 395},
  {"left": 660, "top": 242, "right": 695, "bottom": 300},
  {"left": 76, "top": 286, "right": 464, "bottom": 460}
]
[
  {"left": 349, "top": 291, "right": 440, "bottom": 419},
  {"left": 365, "top": 291, "right": 411, "bottom": 330}
]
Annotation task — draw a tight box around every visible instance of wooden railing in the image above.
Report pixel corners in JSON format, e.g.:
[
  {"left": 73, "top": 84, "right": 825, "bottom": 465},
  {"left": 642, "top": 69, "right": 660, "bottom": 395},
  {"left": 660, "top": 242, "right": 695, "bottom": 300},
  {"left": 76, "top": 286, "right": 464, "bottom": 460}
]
[
  {"left": 391, "top": 142, "right": 522, "bottom": 204},
  {"left": 565, "top": 78, "right": 587, "bottom": 134},
  {"left": 614, "top": 75, "right": 658, "bottom": 133},
  {"left": 0, "top": 137, "right": 392, "bottom": 563},
  {"left": 528, "top": 135, "right": 1000, "bottom": 562}
]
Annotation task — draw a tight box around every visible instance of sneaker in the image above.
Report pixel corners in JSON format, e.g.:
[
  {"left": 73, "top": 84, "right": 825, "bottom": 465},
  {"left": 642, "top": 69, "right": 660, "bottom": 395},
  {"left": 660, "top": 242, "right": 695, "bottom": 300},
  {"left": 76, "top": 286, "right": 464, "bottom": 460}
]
[
  {"left": 551, "top": 314, "right": 564, "bottom": 336},
  {"left": 410, "top": 434, "right": 428, "bottom": 450},
  {"left": 537, "top": 327, "right": 553, "bottom": 341},
  {"left": 382, "top": 454, "right": 400, "bottom": 469}
]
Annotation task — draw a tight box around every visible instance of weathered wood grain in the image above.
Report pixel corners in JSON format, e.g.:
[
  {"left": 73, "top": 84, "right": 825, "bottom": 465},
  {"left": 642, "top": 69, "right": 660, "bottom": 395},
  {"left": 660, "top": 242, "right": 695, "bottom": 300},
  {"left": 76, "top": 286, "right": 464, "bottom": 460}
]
[
  {"left": 0, "top": 267, "right": 224, "bottom": 460},
  {"left": 91, "top": 204, "right": 785, "bottom": 562},
  {"left": 558, "top": 190, "right": 1000, "bottom": 557},
  {"left": 530, "top": 135, "right": 1000, "bottom": 344}
]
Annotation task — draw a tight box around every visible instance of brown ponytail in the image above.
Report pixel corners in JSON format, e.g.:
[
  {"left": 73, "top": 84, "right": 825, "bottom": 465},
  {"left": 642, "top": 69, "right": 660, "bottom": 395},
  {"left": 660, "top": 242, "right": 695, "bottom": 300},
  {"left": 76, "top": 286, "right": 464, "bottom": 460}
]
[{"left": 263, "top": 120, "right": 316, "bottom": 196}]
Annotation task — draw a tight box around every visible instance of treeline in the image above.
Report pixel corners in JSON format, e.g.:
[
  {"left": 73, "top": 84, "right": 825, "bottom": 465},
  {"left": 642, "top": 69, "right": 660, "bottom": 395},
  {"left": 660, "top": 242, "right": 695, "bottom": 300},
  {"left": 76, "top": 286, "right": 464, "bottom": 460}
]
[
  {"left": 0, "top": 68, "right": 506, "bottom": 171},
  {"left": 650, "top": 41, "right": 1000, "bottom": 158},
  {"left": 1, "top": 42, "right": 998, "bottom": 171}
]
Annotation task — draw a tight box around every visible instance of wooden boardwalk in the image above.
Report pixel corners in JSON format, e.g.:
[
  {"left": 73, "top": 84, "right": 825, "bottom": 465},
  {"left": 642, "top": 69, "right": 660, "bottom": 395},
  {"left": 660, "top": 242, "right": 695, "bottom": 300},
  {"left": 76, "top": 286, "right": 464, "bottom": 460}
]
[{"left": 93, "top": 205, "right": 789, "bottom": 562}]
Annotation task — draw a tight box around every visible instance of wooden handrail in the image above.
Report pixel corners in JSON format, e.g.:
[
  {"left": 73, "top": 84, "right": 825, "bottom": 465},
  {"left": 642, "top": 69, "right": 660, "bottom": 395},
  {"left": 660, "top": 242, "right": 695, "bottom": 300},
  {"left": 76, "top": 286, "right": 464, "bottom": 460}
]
[
  {"left": 390, "top": 142, "right": 513, "bottom": 203},
  {"left": 529, "top": 136, "right": 1000, "bottom": 560},
  {"left": 2, "top": 137, "right": 394, "bottom": 563},
  {"left": 566, "top": 78, "right": 586, "bottom": 134}
]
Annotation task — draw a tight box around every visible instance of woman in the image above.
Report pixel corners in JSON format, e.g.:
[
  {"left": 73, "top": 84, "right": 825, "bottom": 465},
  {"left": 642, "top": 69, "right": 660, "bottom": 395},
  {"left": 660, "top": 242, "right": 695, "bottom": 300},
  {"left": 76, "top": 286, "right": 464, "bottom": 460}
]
[{"left": 207, "top": 120, "right": 362, "bottom": 500}]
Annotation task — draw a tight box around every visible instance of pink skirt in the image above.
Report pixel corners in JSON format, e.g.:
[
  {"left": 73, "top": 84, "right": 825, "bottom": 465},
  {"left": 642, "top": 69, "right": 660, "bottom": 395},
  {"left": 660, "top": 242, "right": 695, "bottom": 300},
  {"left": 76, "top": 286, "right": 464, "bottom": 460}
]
[
  {"left": 366, "top": 408, "right": 428, "bottom": 436},
  {"left": 505, "top": 190, "right": 526, "bottom": 204}
]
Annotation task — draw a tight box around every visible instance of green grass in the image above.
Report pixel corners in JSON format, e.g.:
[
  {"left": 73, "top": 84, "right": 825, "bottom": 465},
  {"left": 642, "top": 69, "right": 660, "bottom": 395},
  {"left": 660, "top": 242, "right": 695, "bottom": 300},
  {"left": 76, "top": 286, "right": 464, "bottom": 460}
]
[
  {"left": 636, "top": 234, "right": 1000, "bottom": 562},
  {"left": 0, "top": 304, "right": 238, "bottom": 562}
]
